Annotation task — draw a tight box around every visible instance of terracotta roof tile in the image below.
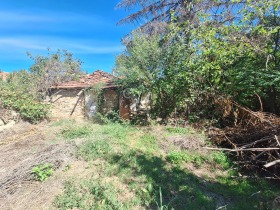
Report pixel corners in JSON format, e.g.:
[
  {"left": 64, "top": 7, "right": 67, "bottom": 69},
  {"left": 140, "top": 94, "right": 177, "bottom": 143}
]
[{"left": 51, "top": 70, "right": 118, "bottom": 89}]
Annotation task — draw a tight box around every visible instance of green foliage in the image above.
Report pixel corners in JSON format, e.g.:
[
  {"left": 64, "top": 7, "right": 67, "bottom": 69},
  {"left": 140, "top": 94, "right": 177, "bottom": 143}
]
[
  {"left": 28, "top": 49, "right": 82, "bottom": 95},
  {"left": 211, "top": 152, "right": 230, "bottom": 169},
  {"left": 0, "top": 74, "right": 49, "bottom": 123},
  {"left": 0, "top": 50, "right": 83, "bottom": 123},
  {"left": 166, "top": 151, "right": 192, "bottom": 164},
  {"left": 116, "top": 0, "right": 280, "bottom": 120},
  {"left": 115, "top": 31, "right": 191, "bottom": 119},
  {"left": 32, "top": 163, "right": 53, "bottom": 182},
  {"left": 192, "top": 155, "right": 205, "bottom": 168},
  {"left": 93, "top": 111, "right": 124, "bottom": 125},
  {"left": 104, "top": 111, "right": 122, "bottom": 123},
  {"left": 139, "top": 134, "right": 157, "bottom": 146},
  {"left": 166, "top": 151, "right": 208, "bottom": 168}
]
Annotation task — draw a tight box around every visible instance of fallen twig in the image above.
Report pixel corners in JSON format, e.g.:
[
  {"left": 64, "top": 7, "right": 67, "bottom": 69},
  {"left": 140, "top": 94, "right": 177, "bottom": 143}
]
[
  {"left": 275, "top": 135, "right": 280, "bottom": 147},
  {"left": 264, "top": 160, "right": 280, "bottom": 168},
  {"left": 203, "top": 147, "right": 280, "bottom": 152},
  {"left": 240, "top": 137, "right": 272, "bottom": 149}
]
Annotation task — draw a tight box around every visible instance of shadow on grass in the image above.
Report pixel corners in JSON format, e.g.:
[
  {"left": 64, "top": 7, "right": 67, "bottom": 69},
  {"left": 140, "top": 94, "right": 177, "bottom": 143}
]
[{"left": 107, "top": 150, "right": 275, "bottom": 210}]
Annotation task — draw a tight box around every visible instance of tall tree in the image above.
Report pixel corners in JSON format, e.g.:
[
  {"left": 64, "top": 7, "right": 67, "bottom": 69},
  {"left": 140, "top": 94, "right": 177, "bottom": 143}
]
[
  {"left": 27, "top": 49, "right": 83, "bottom": 97},
  {"left": 116, "top": 0, "right": 280, "bottom": 119},
  {"left": 117, "top": 0, "right": 242, "bottom": 34}
]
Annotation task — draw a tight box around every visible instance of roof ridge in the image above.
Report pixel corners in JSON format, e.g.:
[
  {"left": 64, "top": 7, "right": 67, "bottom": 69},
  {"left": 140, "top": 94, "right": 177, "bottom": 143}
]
[{"left": 51, "top": 70, "right": 117, "bottom": 89}]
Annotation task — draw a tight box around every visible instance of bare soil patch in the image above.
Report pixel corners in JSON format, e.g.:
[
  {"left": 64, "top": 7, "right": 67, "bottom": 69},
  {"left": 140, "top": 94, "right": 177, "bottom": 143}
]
[{"left": 166, "top": 135, "right": 206, "bottom": 151}]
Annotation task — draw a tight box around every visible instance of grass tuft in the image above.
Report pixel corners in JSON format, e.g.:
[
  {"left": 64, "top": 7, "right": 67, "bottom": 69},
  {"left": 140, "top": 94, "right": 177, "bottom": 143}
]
[
  {"left": 78, "top": 140, "right": 112, "bottom": 161},
  {"left": 60, "top": 125, "right": 93, "bottom": 139}
]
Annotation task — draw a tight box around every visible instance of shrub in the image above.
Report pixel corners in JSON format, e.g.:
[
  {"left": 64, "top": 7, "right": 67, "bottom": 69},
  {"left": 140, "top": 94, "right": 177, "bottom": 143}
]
[
  {"left": 32, "top": 163, "right": 54, "bottom": 182},
  {"left": 0, "top": 84, "right": 49, "bottom": 123}
]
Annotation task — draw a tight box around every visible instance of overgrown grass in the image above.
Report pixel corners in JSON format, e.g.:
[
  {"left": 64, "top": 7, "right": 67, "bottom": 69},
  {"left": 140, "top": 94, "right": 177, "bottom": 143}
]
[
  {"left": 77, "top": 140, "right": 112, "bottom": 161},
  {"left": 166, "top": 151, "right": 192, "bottom": 164},
  {"left": 60, "top": 125, "right": 93, "bottom": 139},
  {"left": 54, "top": 122, "right": 280, "bottom": 210},
  {"left": 166, "top": 150, "right": 230, "bottom": 169},
  {"left": 55, "top": 180, "right": 141, "bottom": 210}
]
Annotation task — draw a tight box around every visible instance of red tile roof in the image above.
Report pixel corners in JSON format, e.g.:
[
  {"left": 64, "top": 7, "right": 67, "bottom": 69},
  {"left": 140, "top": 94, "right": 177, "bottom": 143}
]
[
  {"left": 51, "top": 70, "right": 118, "bottom": 89},
  {"left": 0, "top": 72, "right": 9, "bottom": 81}
]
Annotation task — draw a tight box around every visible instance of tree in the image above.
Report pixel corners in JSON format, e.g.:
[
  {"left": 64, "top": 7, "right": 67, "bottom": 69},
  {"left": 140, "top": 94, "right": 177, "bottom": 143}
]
[
  {"left": 116, "top": 0, "right": 280, "bottom": 120},
  {"left": 28, "top": 49, "right": 83, "bottom": 97},
  {"left": 117, "top": 0, "right": 242, "bottom": 34},
  {"left": 115, "top": 28, "right": 193, "bottom": 120},
  {"left": 0, "top": 50, "right": 83, "bottom": 122},
  {"left": 191, "top": 1, "right": 280, "bottom": 114}
]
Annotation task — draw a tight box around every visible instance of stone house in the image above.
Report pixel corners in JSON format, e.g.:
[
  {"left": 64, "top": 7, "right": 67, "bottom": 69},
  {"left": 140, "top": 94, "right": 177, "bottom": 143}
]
[{"left": 49, "top": 70, "right": 132, "bottom": 120}]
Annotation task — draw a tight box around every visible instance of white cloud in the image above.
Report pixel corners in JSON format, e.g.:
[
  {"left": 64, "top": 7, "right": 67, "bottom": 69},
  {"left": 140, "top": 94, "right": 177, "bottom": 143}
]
[
  {"left": 0, "top": 36, "right": 123, "bottom": 55},
  {"left": 0, "top": 10, "right": 109, "bottom": 26},
  {"left": 0, "top": 38, "right": 46, "bottom": 50}
]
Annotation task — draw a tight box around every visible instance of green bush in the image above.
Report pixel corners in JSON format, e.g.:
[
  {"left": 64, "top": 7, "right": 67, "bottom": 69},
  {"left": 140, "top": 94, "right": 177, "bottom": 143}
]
[{"left": 0, "top": 85, "right": 49, "bottom": 123}]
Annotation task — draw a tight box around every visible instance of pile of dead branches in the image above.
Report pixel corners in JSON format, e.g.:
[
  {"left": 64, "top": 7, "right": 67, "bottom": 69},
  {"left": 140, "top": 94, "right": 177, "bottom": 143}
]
[
  {"left": 208, "top": 101, "right": 280, "bottom": 179},
  {"left": 0, "top": 142, "right": 74, "bottom": 209}
]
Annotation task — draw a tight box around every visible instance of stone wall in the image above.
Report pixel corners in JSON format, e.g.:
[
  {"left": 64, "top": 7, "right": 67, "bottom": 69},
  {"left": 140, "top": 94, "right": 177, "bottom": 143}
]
[
  {"left": 50, "top": 89, "right": 85, "bottom": 120},
  {"left": 50, "top": 88, "right": 120, "bottom": 120},
  {"left": 0, "top": 109, "right": 20, "bottom": 131}
]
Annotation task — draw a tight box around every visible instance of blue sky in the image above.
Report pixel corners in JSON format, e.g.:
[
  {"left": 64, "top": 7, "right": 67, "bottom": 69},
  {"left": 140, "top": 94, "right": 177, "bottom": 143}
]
[{"left": 0, "top": 0, "right": 135, "bottom": 73}]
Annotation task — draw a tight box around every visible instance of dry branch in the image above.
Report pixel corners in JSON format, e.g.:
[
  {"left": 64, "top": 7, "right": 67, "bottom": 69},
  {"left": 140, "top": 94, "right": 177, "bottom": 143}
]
[
  {"left": 204, "top": 147, "right": 280, "bottom": 152},
  {"left": 264, "top": 160, "right": 280, "bottom": 168},
  {"left": 208, "top": 100, "right": 280, "bottom": 178}
]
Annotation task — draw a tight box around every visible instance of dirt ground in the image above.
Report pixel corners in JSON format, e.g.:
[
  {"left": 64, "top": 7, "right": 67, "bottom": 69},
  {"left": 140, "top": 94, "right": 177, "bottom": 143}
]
[{"left": 0, "top": 121, "right": 87, "bottom": 210}]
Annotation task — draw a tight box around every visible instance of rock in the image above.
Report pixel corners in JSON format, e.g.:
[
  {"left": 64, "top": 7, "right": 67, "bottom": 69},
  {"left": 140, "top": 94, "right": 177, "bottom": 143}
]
[
  {"left": 0, "top": 109, "right": 20, "bottom": 124},
  {"left": 0, "top": 119, "right": 4, "bottom": 126},
  {"left": 7, "top": 120, "right": 16, "bottom": 126},
  {"left": 0, "top": 121, "right": 16, "bottom": 132},
  {"left": 11, "top": 111, "right": 20, "bottom": 121}
]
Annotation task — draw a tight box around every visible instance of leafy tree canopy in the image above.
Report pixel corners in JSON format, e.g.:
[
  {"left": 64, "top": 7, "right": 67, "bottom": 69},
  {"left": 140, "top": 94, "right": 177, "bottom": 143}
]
[{"left": 116, "top": 0, "right": 280, "bottom": 120}]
